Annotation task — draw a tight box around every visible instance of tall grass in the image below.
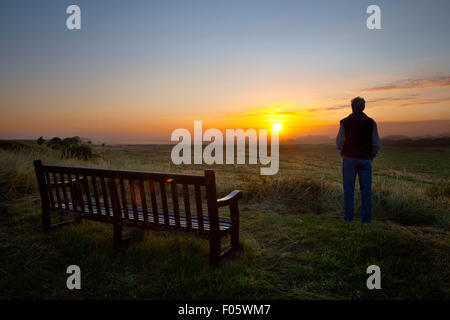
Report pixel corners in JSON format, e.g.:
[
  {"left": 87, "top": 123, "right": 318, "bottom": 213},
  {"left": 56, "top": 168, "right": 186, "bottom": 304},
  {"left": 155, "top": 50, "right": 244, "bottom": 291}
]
[
  {"left": 0, "top": 151, "right": 42, "bottom": 200},
  {"left": 0, "top": 147, "right": 107, "bottom": 201},
  {"left": 237, "top": 175, "right": 338, "bottom": 215},
  {"left": 0, "top": 144, "right": 448, "bottom": 229},
  {"left": 372, "top": 178, "right": 448, "bottom": 229}
]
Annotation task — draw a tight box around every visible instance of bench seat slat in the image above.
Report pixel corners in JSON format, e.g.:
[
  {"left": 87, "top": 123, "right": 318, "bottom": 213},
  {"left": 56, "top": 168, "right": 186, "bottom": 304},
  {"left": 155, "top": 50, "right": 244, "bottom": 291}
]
[{"left": 53, "top": 201, "right": 232, "bottom": 231}]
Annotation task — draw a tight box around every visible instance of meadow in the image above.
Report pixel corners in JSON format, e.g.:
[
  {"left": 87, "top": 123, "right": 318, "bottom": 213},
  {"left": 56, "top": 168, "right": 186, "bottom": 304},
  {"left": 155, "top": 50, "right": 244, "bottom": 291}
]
[{"left": 0, "top": 140, "right": 449, "bottom": 299}]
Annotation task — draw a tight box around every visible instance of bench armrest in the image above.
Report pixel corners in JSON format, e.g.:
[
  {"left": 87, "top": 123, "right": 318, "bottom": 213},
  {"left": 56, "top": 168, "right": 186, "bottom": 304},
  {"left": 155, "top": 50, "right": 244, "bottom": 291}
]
[{"left": 217, "top": 190, "right": 242, "bottom": 207}]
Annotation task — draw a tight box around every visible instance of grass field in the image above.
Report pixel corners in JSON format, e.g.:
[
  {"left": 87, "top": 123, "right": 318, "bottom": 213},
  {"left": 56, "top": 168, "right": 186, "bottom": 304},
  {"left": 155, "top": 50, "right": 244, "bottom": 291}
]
[{"left": 0, "top": 141, "right": 449, "bottom": 299}]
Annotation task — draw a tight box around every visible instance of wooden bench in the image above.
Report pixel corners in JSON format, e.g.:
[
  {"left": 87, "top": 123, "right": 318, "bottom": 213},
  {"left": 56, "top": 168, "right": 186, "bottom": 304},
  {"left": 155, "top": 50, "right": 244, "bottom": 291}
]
[{"left": 33, "top": 160, "right": 242, "bottom": 265}]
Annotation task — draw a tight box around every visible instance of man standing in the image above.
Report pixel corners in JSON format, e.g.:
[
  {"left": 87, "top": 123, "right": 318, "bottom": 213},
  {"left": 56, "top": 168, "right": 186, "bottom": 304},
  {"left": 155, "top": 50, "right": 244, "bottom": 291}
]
[{"left": 336, "top": 97, "right": 381, "bottom": 223}]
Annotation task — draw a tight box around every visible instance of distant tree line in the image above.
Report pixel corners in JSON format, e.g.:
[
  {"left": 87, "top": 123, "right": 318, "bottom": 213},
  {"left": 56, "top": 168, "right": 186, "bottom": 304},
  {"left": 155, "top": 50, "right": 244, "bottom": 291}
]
[
  {"left": 37, "top": 136, "right": 95, "bottom": 160},
  {"left": 381, "top": 136, "right": 450, "bottom": 147}
]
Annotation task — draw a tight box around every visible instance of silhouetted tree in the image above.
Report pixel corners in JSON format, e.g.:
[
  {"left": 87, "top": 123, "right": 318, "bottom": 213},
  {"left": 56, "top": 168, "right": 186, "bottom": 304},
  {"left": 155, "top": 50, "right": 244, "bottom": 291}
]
[
  {"left": 46, "top": 137, "right": 62, "bottom": 150},
  {"left": 37, "top": 136, "right": 45, "bottom": 145},
  {"left": 62, "top": 136, "right": 81, "bottom": 145},
  {"left": 44, "top": 136, "right": 95, "bottom": 160}
]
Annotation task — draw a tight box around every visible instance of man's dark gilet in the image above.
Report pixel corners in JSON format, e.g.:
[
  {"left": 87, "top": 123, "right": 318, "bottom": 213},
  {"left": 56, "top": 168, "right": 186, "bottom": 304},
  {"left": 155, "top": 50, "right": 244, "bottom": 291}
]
[{"left": 341, "top": 112, "right": 374, "bottom": 160}]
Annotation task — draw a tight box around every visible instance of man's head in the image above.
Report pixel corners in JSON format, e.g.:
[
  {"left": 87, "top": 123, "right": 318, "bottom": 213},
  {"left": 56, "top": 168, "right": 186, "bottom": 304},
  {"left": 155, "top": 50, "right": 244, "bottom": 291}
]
[{"left": 351, "top": 97, "right": 365, "bottom": 113}]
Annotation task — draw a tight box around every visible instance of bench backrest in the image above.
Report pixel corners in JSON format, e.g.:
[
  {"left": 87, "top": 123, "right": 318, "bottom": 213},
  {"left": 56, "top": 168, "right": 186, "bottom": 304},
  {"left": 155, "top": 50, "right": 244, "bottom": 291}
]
[{"left": 33, "top": 160, "right": 220, "bottom": 233}]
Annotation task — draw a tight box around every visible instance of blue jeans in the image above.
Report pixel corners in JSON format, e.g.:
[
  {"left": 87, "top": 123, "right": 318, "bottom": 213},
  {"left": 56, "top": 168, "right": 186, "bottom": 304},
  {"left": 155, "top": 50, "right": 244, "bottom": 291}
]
[{"left": 342, "top": 157, "right": 372, "bottom": 223}]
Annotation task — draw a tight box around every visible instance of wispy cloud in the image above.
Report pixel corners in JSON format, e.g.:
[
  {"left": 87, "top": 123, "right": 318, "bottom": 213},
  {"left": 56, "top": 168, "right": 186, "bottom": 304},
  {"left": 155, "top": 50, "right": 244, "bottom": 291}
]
[
  {"left": 368, "top": 95, "right": 420, "bottom": 103},
  {"left": 393, "top": 97, "right": 450, "bottom": 107},
  {"left": 223, "top": 94, "right": 450, "bottom": 119},
  {"left": 216, "top": 106, "right": 313, "bottom": 120},
  {"left": 306, "top": 106, "right": 346, "bottom": 112},
  {"left": 306, "top": 93, "right": 450, "bottom": 112},
  {"left": 359, "top": 76, "right": 450, "bottom": 92},
  {"left": 305, "top": 97, "right": 415, "bottom": 112}
]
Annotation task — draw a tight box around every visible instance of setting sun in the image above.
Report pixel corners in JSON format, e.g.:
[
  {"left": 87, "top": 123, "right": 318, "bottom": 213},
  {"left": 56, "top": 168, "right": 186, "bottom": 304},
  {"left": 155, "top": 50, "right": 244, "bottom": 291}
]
[{"left": 272, "top": 123, "right": 282, "bottom": 132}]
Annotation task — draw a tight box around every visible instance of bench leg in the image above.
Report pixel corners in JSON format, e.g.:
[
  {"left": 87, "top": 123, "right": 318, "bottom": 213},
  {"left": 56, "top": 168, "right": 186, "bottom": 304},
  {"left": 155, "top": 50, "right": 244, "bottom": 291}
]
[
  {"left": 113, "top": 223, "right": 122, "bottom": 249},
  {"left": 209, "top": 237, "right": 221, "bottom": 266}
]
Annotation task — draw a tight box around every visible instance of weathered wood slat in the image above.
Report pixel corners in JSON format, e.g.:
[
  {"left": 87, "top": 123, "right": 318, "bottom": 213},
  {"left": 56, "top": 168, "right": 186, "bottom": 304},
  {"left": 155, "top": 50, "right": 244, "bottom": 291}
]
[
  {"left": 108, "top": 177, "right": 122, "bottom": 248},
  {"left": 75, "top": 173, "right": 85, "bottom": 214},
  {"left": 59, "top": 172, "right": 69, "bottom": 208},
  {"left": 139, "top": 179, "right": 148, "bottom": 223},
  {"left": 83, "top": 174, "right": 93, "bottom": 214},
  {"left": 159, "top": 181, "right": 169, "bottom": 225},
  {"left": 45, "top": 170, "right": 55, "bottom": 208},
  {"left": 92, "top": 176, "right": 101, "bottom": 216},
  {"left": 119, "top": 178, "right": 128, "bottom": 218},
  {"left": 194, "top": 184, "right": 204, "bottom": 231},
  {"left": 148, "top": 180, "right": 158, "bottom": 224},
  {"left": 129, "top": 179, "right": 139, "bottom": 221},
  {"left": 66, "top": 173, "right": 78, "bottom": 212},
  {"left": 171, "top": 182, "right": 180, "bottom": 227},
  {"left": 100, "top": 177, "right": 110, "bottom": 216},
  {"left": 52, "top": 172, "right": 62, "bottom": 208},
  {"left": 182, "top": 184, "right": 192, "bottom": 229}
]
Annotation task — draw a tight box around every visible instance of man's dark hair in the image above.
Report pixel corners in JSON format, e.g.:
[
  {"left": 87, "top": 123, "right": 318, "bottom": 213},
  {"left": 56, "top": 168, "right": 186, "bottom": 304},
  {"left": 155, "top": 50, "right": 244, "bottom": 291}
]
[{"left": 351, "top": 97, "right": 365, "bottom": 112}]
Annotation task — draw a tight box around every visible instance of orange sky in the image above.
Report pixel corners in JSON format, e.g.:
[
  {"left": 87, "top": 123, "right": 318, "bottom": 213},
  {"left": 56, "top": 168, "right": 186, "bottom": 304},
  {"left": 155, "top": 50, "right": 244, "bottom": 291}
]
[
  {"left": 1, "top": 75, "right": 449, "bottom": 143},
  {"left": 1, "top": 2, "right": 450, "bottom": 143}
]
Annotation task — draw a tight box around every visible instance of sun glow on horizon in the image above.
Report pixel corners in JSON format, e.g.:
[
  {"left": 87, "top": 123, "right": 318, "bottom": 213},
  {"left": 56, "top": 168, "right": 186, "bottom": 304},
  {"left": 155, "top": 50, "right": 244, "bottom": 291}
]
[{"left": 272, "top": 123, "right": 282, "bottom": 132}]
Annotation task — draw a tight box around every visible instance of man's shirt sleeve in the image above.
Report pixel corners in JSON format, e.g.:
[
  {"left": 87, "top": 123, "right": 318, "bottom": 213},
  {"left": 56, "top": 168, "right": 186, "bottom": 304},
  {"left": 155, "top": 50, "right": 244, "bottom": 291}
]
[
  {"left": 336, "top": 123, "right": 345, "bottom": 155},
  {"left": 372, "top": 121, "right": 382, "bottom": 157}
]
